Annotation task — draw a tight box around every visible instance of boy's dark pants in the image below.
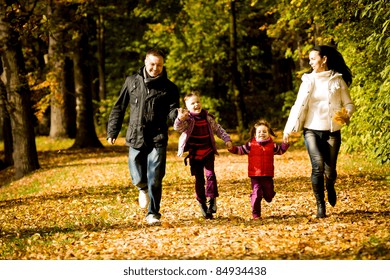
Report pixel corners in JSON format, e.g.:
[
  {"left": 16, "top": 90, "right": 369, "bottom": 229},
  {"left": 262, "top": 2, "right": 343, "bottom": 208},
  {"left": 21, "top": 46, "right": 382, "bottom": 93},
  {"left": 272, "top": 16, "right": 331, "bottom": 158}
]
[{"left": 190, "top": 153, "right": 218, "bottom": 204}]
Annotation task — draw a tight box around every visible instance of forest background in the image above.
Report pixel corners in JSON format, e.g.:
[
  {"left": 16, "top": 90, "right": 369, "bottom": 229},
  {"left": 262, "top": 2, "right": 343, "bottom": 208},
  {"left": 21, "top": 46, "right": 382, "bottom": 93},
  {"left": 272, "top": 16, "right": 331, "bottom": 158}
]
[
  {"left": 0, "top": 0, "right": 389, "bottom": 263},
  {"left": 0, "top": 0, "right": 389, "bottom": 179}
]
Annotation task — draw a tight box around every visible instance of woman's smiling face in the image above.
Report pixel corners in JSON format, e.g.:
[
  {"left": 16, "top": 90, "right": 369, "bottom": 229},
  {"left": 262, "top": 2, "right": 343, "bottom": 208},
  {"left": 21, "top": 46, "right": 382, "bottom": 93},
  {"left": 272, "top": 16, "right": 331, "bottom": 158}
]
[{"left": 309, "top": 50, "right": 327, "bottom": 73}]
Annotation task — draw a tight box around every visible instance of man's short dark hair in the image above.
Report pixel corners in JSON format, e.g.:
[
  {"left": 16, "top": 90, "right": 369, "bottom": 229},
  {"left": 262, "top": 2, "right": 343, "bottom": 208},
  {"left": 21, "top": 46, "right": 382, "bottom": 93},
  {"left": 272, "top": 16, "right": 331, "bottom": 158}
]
[{"left": 146, "top": 49, "right": 165, "bottom": 59}]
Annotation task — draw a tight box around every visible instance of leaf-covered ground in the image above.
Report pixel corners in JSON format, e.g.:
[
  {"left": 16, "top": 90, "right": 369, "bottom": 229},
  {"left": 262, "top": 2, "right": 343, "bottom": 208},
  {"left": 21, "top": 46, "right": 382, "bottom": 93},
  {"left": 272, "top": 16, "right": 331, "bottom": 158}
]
[{"left": 0, "top": 135, "right": 389, "bottom": 260}]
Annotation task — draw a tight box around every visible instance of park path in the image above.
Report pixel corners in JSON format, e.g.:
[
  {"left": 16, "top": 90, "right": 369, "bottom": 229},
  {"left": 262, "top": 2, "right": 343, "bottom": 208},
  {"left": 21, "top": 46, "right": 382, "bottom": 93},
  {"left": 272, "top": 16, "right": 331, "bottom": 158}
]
[{"left": 0, "top": 143, "right": 389, "bottom": 259}]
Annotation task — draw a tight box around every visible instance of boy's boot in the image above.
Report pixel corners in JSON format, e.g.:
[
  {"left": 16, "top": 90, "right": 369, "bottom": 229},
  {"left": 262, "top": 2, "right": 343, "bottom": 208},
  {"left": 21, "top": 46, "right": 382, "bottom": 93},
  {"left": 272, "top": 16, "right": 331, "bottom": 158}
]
[
  {"left": 208, "top": 198, "right": 217, "bottom": 214},
  {"left": 198, "top": 201, "right": 212, "bottom": 219},
  {"left": 326, "top": 179, "right": 337, "bottom": 207},
  {"left": 312, "top": 184, "right": 326, "bottom": 218}
]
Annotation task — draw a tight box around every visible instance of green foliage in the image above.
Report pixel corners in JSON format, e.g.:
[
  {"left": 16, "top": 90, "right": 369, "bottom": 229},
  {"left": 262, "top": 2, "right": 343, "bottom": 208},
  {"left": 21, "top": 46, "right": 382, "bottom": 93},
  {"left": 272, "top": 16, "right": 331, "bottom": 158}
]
[
  {"left": 94, "top": 97, "right": 129, "bottom": 137},
  {"left": 266, "top": 0, "right": 390, "bottom": 164},
  {"left": 5, "top": 0, "right": 388, "bottom": 164},
  {"left": 200, "top": 96, "right": 224, "bottom": 125},
  {"left": 343, "top": 43, "right": 389, "bottom": 164},
  {"left": 341, "top": 1, "right": 390, "bottom": 164}
]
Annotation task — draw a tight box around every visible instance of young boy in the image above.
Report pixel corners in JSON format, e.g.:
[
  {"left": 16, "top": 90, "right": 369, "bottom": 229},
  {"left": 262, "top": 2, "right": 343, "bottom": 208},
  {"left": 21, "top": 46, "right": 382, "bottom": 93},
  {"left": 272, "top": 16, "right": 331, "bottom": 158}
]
[{"left": 174, "top": 92, "right": 232, "bottom": 219}]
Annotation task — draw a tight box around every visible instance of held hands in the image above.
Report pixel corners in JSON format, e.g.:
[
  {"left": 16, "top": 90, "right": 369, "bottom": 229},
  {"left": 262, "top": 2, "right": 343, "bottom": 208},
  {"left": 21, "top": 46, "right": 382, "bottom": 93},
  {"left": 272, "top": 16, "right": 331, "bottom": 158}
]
[
  {"left": 283, "top": 133, "right": 289, "bottom": 144},
  {"left": 225, "top": 141, "right": 233, "bottom": 150},
  {"left": 177, "top": 108, "right": 189, "bottom": 121}
]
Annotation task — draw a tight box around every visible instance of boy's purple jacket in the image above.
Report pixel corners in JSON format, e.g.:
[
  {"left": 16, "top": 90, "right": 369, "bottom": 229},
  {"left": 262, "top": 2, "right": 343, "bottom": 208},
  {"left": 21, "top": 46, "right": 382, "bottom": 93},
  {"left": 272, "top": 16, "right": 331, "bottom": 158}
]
[{"left": 173, "top": 109, "right": 231, "bottom": 157}]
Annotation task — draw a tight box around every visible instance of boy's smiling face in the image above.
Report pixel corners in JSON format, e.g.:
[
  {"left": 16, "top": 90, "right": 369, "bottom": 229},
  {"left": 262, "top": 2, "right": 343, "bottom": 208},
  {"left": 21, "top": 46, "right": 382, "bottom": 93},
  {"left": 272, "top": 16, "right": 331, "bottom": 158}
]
[{"left": 185, "top": 95, "right": 202, "bottom": 114}]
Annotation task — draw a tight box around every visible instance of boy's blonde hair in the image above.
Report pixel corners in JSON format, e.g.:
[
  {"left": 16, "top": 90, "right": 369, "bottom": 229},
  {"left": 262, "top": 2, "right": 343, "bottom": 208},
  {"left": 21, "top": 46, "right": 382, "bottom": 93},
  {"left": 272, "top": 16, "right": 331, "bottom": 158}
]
[{"left": 183, "top": 91, "right": 201, "bottom": 103}]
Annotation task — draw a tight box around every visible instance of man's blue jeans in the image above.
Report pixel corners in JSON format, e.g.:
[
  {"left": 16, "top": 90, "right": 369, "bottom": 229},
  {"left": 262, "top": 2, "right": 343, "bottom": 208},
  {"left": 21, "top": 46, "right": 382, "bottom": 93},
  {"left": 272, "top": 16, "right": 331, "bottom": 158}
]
[
  {"left": 128, "top": 146, "right": 166, "bottom": 217},
  {"left": 303, "top": 129, "right": 341, "bottom": 188}
]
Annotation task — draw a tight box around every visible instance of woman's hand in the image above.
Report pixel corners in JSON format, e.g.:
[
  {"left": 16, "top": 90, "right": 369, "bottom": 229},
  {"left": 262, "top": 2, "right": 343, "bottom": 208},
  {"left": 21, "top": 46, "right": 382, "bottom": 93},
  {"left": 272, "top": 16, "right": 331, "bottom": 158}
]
[{"left": 283, "top": 133, "right": 289, "bottom": 144}]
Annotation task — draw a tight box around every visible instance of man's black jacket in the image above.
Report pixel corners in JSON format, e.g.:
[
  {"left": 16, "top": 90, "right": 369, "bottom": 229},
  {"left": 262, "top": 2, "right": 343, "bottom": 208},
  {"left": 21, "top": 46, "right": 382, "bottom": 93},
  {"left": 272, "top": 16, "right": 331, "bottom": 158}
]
[{"left": 107, "top": 66, "right": 180, "bottom": 148}]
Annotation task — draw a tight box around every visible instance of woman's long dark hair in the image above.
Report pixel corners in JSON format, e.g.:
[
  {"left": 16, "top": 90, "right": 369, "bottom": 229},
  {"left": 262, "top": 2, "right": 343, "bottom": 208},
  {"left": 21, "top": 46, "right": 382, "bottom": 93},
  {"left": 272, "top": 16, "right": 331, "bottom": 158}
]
[{"left": 312, "top": 45, "right": 353, "bottom": 86}]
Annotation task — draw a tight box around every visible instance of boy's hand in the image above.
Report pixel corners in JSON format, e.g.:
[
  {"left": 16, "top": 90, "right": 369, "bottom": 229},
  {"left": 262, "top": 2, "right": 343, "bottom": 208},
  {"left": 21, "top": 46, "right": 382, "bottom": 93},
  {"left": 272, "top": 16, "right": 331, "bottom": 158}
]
[
  {"left": 226, "top": 141, "right": 233, "bottom": 150},
  {"left": 177, "top": 108, "right": 189, "bottom": 121}
]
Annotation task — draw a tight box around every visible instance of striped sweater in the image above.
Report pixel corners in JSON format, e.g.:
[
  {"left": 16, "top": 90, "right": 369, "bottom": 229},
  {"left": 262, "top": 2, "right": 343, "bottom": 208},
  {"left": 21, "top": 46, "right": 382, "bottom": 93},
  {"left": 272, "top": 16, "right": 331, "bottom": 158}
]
[{"left": 174, "top": 109, "right": 231, "bottom": 158}]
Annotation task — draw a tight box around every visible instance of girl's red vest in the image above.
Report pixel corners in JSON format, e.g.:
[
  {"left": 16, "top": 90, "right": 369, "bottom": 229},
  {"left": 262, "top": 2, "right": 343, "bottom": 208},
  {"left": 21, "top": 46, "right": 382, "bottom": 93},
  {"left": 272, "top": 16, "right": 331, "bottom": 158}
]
[{"left": 248, "top": 138, "right": 275, "bottom": 177}]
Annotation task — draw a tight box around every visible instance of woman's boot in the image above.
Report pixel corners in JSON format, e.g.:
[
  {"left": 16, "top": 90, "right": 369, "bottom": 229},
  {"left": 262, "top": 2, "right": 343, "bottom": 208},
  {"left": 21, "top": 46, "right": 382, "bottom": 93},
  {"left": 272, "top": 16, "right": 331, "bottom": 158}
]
[
  {"left": 312, "top": 184, "right": 326, "bottom": 218},
  {"left": 326, "top": 179, "right": 337, "bottom": 207}
]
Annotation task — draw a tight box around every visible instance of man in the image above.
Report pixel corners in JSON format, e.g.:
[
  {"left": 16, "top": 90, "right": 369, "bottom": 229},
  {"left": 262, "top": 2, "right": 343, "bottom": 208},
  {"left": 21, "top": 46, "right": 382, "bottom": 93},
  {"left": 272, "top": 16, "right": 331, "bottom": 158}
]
[{"left": 107, "top": 49, "right": 180, "bottom": 225}]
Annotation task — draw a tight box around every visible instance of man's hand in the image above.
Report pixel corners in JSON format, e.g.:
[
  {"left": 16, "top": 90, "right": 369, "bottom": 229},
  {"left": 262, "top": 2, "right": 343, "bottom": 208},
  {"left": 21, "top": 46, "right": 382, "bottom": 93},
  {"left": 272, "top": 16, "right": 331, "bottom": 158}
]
[{"left": 107, "top": 138, "right": 116, "bottom": 145}]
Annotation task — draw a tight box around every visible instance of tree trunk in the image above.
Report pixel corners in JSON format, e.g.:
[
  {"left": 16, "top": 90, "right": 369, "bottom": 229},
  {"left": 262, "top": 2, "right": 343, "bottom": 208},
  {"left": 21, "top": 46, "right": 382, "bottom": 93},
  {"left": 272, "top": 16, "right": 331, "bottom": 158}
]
[
  {"left": 48, "top": 2, "right": 74, "bottom": 139},
  {"left": 272, "top": 58, "right": 294, "bottom": 94},
  {"left": 95, "top": 11, "right": 107, "bottom": 134},
  {"left": 229, "top": 0, "right": 246, "bottom": 135},
  {"left": 71, "top": 28, "right": 103, "bottom": 149},
  {"left": 0, "top": 61, "right": 13, "bottom": 168},
  {"left": 0, "top": 9, "right": 40, "bottom": 179},
  {"left": 97, "top": 11, "right": 106, "bottom": 102},
  {"left": 64, "top": 57, "right": 76, "bottom": 138}
]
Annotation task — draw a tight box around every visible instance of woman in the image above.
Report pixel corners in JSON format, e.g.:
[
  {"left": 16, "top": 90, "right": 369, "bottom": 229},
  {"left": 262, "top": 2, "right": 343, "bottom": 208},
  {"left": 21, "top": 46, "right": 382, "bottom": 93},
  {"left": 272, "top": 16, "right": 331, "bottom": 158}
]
[{"left": 283, "top": 45, "right": 355, "bottom": 218}]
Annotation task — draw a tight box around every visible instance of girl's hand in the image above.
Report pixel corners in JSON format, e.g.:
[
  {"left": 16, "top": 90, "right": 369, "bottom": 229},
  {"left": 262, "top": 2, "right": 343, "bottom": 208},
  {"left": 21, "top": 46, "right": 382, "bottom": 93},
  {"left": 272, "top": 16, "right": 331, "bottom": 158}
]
[
  {"left": 177, "top": 108, "right": 189, "bottom": 121},
  {"left": 226, "top": 141, "right": 233, "bottom": 150}
]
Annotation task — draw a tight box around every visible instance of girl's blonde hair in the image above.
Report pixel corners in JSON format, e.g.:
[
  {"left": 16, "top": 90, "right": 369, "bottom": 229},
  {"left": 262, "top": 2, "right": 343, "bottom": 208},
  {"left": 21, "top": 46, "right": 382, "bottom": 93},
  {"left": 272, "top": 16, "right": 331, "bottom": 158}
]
[{"left": 249, "top": 119, "right": 276, "bottom": 139}]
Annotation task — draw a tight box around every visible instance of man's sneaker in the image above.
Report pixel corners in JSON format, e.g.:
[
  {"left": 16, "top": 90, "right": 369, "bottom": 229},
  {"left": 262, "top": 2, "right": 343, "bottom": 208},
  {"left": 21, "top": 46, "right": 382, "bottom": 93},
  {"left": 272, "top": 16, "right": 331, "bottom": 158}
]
[
  {"left": 138, "top": 189, "right": 150, "bottom": 209},
  {"left": 146, "top": 214, "right": 161, "bottom": 226},
  {"left": 208, "top": 198, "right": 217, "bottom": 214},
  {"left": 198, "top": 202, "right": 213, "bottom": 219}
]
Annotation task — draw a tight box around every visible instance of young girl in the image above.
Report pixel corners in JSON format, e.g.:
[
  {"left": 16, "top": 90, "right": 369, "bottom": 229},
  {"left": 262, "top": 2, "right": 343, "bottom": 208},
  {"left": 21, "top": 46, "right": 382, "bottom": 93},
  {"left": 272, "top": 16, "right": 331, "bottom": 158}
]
[
  {"left": 229, "top": 120, "right": 289, "bottom": 219},
  {"left": 174, "top": 92, "right": 232, "bottom": 219}
]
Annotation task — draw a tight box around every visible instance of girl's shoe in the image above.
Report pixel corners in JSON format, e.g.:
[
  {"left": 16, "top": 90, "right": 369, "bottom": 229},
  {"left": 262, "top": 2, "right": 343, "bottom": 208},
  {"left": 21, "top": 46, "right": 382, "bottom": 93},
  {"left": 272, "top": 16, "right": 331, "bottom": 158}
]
[{"left": 208, "top": 198, "right": 217, "bottom": 214}]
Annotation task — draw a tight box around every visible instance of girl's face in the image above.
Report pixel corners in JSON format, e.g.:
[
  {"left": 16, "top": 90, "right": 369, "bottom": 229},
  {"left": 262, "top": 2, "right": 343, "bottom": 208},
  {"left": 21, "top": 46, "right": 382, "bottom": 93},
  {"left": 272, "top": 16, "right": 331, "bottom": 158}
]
[
  {"left": 185, "top": 95, "right": 202, "bottom": 113},
  {"left": 309, "top": 50, "right": 327, "bottom": 73},
  {"left": 255, "top": 125, "right": 270, "bottom": 141}
]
